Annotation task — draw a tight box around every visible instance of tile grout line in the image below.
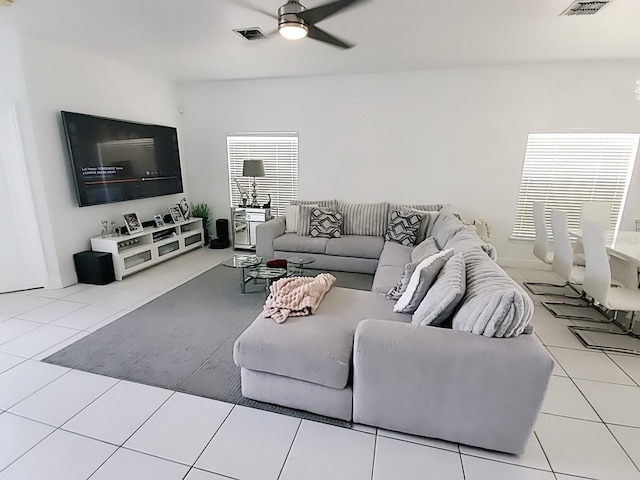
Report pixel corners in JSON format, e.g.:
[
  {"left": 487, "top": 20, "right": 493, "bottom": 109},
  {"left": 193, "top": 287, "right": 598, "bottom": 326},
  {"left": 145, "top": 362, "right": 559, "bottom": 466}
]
[
  {"left": 605, "top": 352, "right": 640, "bottom": 387},
  {"left": 534, "top": 430, "right": 555, "bottom": 474},
  {"left": 276, "top": 418, "right": 303, "bottom": 480},
  {"left": 187, "top": 403, "right": 238, "bottom": 474},
  {"left": 369, "top": 430, "right": 378, "bottom": 480}
]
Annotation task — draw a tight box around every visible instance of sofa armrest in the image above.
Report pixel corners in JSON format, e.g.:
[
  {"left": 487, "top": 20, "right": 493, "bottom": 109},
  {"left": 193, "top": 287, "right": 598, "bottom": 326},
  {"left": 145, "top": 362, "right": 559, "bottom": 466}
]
[
  {"left": 256, "top": 217, "right": 286, "bottom": 258},
  {"left": 353, "top": 319, "right": 553, "bottom": 454}
]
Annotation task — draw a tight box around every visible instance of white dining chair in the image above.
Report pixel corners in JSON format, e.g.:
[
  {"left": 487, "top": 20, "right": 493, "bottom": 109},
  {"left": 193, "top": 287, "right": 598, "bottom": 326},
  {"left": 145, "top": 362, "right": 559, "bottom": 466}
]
[
  {"left": 524, "top": 202, "right": 582, "bottom": 297},
  {"left": 580, "top": 201, "right": 612, "bottom": 229},
  {"left": 541, "top": 210, "right": 610, "bottom": 321},
  {"left": 569, "top": 219, "right": 640, "bottom": 355}
]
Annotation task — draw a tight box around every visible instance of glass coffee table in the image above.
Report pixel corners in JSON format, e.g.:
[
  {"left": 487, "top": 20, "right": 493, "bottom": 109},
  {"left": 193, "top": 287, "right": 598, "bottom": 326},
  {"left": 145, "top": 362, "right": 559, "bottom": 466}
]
[
  {"left": 222, "top": 255, "right": 262, "bottom": 294},
  {"left": 246, "top": 266, "right": 288, "bottom": 296},
  {"left": 287, "top": 256, "right": 316, "bottom": 276}
]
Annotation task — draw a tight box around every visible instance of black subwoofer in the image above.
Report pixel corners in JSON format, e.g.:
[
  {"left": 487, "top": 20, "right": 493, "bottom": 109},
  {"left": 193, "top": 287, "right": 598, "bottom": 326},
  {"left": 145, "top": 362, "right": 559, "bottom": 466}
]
[
  {"left": 73, "top": 251, "right": 115, "bottom": 285},
  {"left": 210, "top": 218, "right": 230, "bottom": 249}
]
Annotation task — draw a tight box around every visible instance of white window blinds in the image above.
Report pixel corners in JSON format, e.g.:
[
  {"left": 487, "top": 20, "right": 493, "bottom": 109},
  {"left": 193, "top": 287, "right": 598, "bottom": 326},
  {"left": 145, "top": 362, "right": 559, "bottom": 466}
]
[
  {"left": 512, "top": 133, "right": 639, "bottom": 238},
  {"left": 227, "top": 134, "right": 298, "bottom": 217}
]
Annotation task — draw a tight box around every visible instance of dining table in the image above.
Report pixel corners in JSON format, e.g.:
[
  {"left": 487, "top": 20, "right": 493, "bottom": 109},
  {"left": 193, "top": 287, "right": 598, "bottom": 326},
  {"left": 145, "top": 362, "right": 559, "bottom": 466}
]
[{"left": 570, "top": 228, "right": 640, "bottom": 288}]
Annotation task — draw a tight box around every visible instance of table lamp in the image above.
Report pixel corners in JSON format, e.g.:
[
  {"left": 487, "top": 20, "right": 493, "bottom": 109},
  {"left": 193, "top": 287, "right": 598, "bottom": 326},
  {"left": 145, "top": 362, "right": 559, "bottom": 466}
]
[{"left": 242, "top": 159, "right": 265, "bottom": 208}]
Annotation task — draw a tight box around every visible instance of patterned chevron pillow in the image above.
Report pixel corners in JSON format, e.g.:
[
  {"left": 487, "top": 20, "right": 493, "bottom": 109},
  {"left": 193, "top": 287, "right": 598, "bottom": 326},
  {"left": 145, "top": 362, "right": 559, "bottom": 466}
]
[
  {"left": 310, "top": 208, "right": 342, "bottom": 238},
  {"left": 385, "top": 210, "right": 422, "bottom": 246}
]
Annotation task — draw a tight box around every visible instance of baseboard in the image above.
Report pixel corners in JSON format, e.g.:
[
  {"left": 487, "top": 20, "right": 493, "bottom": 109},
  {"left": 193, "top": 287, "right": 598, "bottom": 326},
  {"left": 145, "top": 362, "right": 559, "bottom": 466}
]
[{"left": 496, "top": 258, "right": 552, "bottom": 270}]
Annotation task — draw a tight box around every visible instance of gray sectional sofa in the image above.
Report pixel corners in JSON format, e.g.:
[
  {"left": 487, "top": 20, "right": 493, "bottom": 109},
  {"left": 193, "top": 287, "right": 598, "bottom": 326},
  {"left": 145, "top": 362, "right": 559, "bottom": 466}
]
[{"left": 234, "top": 203, "right": 553, "bottom": 455}]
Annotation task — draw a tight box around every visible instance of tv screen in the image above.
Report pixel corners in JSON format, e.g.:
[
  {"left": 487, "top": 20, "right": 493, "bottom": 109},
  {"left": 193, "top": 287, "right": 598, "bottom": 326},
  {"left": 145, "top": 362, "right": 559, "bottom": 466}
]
[{"left": 61, "top": 111, "right": 184, "bottom": 207}]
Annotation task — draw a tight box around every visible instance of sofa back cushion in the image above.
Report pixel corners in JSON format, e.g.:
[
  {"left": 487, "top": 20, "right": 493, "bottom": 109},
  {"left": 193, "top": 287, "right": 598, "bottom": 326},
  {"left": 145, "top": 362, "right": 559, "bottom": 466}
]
[
  {"left": 337, "top": 202, "right": 389, "bottom": 236},
  {"left": 452, "top": 247, "right": 533, "bottom": 337},
  {"left": 411, "top": 237, "right": 440, "bottom": 263},
  {"left": 434, "top": 214, "right": 467, "bottom": 249}
]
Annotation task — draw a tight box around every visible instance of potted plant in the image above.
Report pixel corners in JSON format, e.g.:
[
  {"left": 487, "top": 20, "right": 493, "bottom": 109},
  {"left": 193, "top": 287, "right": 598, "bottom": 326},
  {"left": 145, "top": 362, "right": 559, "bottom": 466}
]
[{"left": 191, "top": 202, "right": 212, "bottom": 246}]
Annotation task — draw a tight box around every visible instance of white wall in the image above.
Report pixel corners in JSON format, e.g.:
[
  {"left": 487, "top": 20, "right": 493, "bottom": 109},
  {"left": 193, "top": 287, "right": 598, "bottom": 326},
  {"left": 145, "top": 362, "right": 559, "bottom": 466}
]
[
  {"left": 18, "top": 33, "right": 184, "bottom": 287},
  {"left": 177, "top": 61, "right": 640, "bottom": 263}
]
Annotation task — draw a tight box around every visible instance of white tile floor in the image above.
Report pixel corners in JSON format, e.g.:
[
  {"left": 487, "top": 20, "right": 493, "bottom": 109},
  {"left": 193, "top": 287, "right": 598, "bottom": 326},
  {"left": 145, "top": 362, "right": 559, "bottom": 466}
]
[{"left": 0, "top": 253, "right": 639, "bottom": 479}]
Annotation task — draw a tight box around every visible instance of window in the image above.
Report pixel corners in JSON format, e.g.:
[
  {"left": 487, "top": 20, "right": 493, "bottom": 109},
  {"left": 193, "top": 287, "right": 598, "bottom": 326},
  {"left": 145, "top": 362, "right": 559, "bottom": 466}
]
[
  {"left": 512, "top": 133, "right": 640, "bottom": 238},
  {"left": 227, "top": 133, "right": 298, "bottom": 216}
]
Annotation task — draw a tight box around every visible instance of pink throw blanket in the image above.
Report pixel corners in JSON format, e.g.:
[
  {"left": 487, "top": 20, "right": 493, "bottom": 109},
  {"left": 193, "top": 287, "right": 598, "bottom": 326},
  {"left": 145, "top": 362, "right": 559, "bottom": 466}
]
[{"left": 263, "top": 273, "right": 336, "bottom": 323}]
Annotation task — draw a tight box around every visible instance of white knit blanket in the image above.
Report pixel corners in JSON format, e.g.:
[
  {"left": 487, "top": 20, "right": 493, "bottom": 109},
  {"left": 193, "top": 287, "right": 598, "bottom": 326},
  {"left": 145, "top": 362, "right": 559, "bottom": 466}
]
[{"left": 263, "top": 273, "right": 336, "bottom": 323}]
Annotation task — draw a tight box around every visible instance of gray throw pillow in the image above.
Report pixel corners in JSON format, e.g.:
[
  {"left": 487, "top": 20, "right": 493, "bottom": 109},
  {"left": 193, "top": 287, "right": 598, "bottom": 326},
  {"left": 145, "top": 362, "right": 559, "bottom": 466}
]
[
  {"left": 412, "top": 252, "right": 466, "bottom": 327},
  {"left": 386, "top": 260, "right": 420, "bottom": 300},
  {"left": 385, "top": 210, "right": 422, "bottom": 246},
  {"left": 393, "top": 249, "right": 455, "bottom": 314},
  {"left": 310, "top": 208, "right": 342, "bottom": 238},
  {"left": 411, "top": 237, "right": 440, "bottom": 263}
]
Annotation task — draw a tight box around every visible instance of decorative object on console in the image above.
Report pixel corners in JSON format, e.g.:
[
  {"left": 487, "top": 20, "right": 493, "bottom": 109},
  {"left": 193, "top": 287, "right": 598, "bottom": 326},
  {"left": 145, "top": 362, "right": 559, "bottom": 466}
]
[
  {"left": 179, "top": 197, "right": 191, "bottom": 220},
  {"left": 191, "top": 202, "right": 212, "bottom": 246},
  {"left": 309, "top": 207, "right": 342, "bottom": 238},
  {"left": 393, "top": 248, "right": 455, "bottom": 313},
  {"left": 266, "top": 259, "right": 288, "bottom": 268},
  {"left": 122, "top": 212, "right": 143, "bottom": 235},
  {"left": 385, "top": 209, "right": 422, "bottom": 246},
  {"left": 168, "top": 205, "right": 184, "bottom": 224},
  {"left": 101, "top": 220, "right": 108, "bottom": 238},
  {"left": 242, "top": 159, "right": 265, "bottom": 208},
  {"left": 154, "top": 215, "right": 165, "bottom": 227},
  {"left": 234, "top": 179, "right": 249, "bottom": 208},
  {"left": 262, "top": 194, "right": 272, "bottom": 209}
]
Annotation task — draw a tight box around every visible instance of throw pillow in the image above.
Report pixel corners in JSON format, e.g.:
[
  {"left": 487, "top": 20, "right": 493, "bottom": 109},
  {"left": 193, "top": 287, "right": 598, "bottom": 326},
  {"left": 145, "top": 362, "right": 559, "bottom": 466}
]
[
  {"left": 412, "top": 252, "right": 466, "bottom": 327},
  {"left": 296, "top": 204, "right": 319, "bottom": 236},
  {"left": 310, "top": 208, "right": 342, "bottom": 238},
  {"left": 285, "top": 205, "right": 299, "bottom": 233},
  {"left": 385, "top": 210, "right": 422, "bottom": 246},
  {"left": 337, "top": 202, "right": 389, "bottom": 236},
  {"left": 411, "top": 237, "right": 440, "bottom": 263},
  {"left": 386, "top": 260, "right": 421, "bottom": 300},
  {"left": 393, "top": 249, "right": 455, "bottom": 314},
  {"left": 402, "top": 208, "right": 439, "bottom": 244}
]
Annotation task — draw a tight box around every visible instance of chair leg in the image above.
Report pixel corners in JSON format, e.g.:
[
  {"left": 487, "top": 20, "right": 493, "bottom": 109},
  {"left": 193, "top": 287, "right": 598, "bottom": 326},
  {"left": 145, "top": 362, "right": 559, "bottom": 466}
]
[
  {"left": 568, "top": 312, "right": 640, "bottom": 356},
  {"left": 523, "top": 280, "right": 582, "bottom": 298}
]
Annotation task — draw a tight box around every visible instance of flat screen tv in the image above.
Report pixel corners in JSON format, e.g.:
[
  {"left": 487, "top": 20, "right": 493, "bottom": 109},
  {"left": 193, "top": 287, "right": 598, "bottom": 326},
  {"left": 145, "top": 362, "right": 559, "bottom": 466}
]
[{"left": 61, "top": 111, "right": 184, "bottom": 207}]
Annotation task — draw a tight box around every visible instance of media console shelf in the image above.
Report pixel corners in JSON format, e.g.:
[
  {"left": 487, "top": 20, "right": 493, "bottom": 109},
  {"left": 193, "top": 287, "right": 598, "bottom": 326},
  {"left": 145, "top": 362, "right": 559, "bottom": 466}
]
[{"left": 90, "top": 218, "right": 204, "bottom": 280}]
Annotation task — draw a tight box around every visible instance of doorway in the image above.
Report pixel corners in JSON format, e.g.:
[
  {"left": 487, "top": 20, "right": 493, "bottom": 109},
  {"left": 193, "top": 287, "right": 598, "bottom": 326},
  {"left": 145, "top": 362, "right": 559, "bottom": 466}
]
[{"left": 0, "top": 104, "right": 46, "bottom": 293}]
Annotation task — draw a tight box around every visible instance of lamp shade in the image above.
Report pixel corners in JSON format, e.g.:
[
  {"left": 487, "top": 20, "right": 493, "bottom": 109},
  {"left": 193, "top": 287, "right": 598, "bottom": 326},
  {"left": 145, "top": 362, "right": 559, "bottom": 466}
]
[{"left": 242, "top": 159, "right": 265, "bottom": 177}]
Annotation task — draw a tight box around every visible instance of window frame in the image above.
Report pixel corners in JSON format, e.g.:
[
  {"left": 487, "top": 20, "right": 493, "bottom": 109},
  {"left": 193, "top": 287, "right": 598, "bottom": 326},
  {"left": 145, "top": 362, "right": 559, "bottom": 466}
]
[
  {"left": 226, "top": 133, "right": 299, "bottom": 217},
  {"left": 511, "top": 132, "right": 640, "bottom": 239}
]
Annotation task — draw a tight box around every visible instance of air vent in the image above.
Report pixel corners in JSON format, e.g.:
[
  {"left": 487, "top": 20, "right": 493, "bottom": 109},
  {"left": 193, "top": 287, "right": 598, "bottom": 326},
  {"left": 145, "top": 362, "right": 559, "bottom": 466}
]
[
  {"left": 561, "top": 0, "right": 612, "bottom": 16},
  {"left": 233, "top": 28, "right": 266, "bottom": 41}
]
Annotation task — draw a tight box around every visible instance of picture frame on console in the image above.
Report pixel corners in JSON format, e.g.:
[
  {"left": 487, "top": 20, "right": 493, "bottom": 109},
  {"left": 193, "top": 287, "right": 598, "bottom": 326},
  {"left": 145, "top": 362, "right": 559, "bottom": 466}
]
[
  {"left": 123, "top": 212, "right": 143, "bottom": 235},
  {"left": 179, "top": 197, "right": 191, "bottom": 220},
  {"left": 168, "top": 205, "right": 184, "bottom": 224}
]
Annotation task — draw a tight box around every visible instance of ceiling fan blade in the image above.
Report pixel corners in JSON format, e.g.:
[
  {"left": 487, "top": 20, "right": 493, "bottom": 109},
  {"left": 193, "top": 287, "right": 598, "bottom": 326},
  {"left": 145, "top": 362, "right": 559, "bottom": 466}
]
[
  {"left": 307, "top": 24, "right": 354, "bottom": 49},
  {"left": 233, "top": 0, "right": 278, "bottom": 20},
  {"left": 297, "top": 0, "right": 368, "bottom": 25}
]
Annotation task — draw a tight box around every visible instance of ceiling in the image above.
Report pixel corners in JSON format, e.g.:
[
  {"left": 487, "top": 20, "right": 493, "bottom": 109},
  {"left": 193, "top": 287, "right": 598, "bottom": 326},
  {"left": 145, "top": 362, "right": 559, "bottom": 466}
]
[{"left": 2, "top": 0, "right": 640, "bottom": 81}]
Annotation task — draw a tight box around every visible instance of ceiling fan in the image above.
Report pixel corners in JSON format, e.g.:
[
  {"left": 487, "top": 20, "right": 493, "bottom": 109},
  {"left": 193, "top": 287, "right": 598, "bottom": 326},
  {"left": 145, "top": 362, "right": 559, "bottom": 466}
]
[{"left": 238, "top": 0, "right": 369, "bottom": 49}]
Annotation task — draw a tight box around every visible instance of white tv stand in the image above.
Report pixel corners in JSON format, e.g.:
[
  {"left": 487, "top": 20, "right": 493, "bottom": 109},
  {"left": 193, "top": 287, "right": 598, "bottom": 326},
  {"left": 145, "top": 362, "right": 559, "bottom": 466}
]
[{"left": 90, "top": 218, "right": 204, "bottom": 281}]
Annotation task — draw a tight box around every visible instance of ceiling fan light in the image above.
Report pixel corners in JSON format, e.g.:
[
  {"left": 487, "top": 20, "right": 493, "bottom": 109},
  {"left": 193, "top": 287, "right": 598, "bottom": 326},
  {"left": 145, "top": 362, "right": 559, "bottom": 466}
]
[{"left": 279, "top": 23, "right": 308, "bottom": 40}]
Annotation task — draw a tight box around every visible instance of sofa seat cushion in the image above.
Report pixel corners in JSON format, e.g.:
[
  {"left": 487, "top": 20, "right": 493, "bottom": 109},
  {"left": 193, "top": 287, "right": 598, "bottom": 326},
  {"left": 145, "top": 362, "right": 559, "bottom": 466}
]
[
  {"left": 325, "top": 235, "right": 384, "bottom": 259},
  {"left": 378, "top": 241, "right": 413, "bottom": 268},
  {"left": 233, "top": 287, "right": 410, "bottom": 389},
  {"left": 273, "top": 233, "right": 328, "bottom": 254},
  {"left": 372, "top": 265, "right": 404, "bottom": 294}
]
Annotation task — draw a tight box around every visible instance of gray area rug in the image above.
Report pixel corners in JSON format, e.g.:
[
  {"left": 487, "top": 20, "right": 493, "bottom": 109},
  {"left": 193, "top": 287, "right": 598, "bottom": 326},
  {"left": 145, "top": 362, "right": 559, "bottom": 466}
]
[{"left": 44, "top": 265, "right": 373, "bottom": 427}]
